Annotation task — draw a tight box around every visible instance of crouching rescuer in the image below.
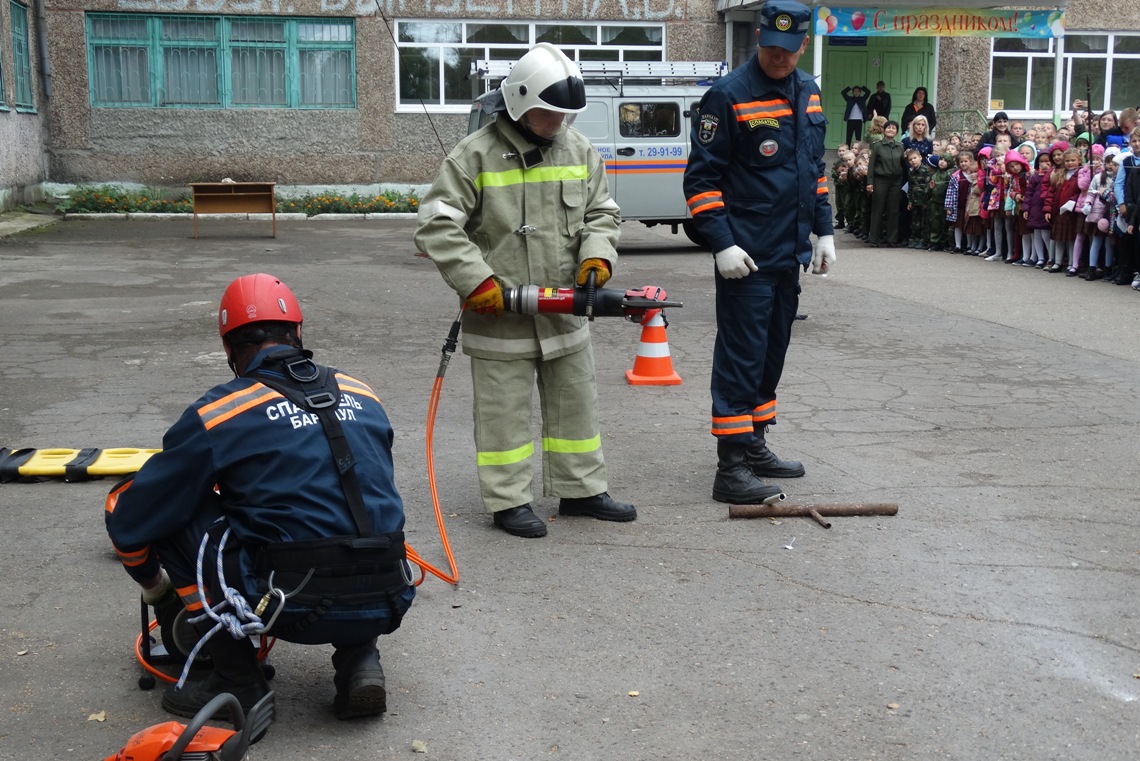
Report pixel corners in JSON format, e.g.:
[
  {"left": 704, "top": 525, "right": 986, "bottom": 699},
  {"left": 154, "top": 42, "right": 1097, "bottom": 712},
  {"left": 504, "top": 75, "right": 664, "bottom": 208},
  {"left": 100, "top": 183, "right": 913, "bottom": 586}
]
[{"left": 105, "top": 273, "right": 415, "bottom": 731}]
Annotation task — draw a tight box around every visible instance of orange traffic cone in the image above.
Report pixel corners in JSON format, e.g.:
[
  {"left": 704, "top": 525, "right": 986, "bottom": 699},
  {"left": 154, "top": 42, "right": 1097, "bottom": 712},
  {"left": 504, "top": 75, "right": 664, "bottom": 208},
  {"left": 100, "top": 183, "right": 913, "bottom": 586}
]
[{"left": 625, "top": 309, "right": 682, "bottom": 386}]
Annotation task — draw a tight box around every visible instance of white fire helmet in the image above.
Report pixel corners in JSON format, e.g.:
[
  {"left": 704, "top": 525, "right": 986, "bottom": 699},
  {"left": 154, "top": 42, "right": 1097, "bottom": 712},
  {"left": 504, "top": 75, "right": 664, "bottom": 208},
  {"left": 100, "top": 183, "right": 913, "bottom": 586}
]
[{"left": 501, "top": 42, "right": 587, "bottom": 122}]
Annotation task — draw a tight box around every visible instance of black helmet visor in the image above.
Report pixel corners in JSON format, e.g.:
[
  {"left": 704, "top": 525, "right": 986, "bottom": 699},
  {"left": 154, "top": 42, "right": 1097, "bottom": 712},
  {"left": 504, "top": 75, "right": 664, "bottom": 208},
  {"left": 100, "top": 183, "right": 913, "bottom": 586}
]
[{"left": 538, "top": 76, "right": 586, "bottom": 111}]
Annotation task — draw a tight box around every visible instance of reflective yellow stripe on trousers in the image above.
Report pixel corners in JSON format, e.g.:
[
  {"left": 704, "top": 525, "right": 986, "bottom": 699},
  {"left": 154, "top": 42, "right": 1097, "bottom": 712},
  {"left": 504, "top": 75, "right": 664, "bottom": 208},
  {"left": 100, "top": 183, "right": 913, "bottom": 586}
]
[
  {"left": 477, "top": 440, "right": 535, "bottom": 467},
  {"left": 542, "top": 434, "right": 601, "bottom": 454}
]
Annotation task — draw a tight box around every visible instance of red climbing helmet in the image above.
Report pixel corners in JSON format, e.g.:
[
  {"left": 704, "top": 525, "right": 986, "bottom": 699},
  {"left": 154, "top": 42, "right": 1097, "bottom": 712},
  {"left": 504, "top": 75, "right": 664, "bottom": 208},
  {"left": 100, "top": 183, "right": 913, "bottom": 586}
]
[{"left": 217, "top": 273, "right": 302, "bottom": 339}]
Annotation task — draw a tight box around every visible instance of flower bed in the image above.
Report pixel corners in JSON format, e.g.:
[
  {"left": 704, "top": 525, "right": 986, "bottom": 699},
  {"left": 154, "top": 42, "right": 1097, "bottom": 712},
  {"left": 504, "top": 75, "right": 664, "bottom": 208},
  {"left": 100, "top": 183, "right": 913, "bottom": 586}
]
[{"left": 59, "top": 186, "right": 419, "bottom": 216}]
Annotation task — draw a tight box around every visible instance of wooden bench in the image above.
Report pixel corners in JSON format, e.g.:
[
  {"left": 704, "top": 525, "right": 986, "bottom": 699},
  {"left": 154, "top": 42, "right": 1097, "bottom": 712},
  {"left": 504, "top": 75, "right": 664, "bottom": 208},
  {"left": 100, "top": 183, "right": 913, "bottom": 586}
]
[{"left": 190, "top": 182, "right": 277, "bottom": 238}]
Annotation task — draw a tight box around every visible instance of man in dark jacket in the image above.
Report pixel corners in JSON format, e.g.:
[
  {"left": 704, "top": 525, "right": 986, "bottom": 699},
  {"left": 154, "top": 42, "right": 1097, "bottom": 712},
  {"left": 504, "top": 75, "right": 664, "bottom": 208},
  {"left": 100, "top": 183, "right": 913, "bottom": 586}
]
[
  {"left": 106, "top": 273, "right": 415, "bottom": 734},
  {"left": 683, "top": 0, "right": 834, "bottom": 505},
  {"left": 866, "top": 81, "right": 891, "bottom": 121},
  {"left": 841, "top": 84, "right": 870, "bottom": 145}
]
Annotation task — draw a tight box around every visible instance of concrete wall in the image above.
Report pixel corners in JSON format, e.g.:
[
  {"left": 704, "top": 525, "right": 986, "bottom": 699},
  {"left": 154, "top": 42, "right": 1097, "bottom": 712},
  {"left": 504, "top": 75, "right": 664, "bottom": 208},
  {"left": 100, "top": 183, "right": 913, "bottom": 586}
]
[
  {"left": 0, "top": 0, "right": 48, "bottom": 210},
  {"left": 29, "top": 0, "right": 1140, "bottom": 190},
  {"left": 934, "top": 36, "right": 988, "bottom": 133},
  {"left": 43, "top": 0, "right": 713, "bottom": 187}
]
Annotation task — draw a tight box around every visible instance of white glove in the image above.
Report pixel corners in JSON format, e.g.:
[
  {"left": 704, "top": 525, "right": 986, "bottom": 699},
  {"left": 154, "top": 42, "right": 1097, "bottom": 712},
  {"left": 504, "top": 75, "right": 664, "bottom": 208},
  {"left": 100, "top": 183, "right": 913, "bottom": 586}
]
[
  {"left": 141, "top": 568, "right": 173, "bottom": 605},
  {"left": 1081, "top": 203, "right": 1092, "bottom": 215},
  {"left": 811, "top": 235, "right": 836, "bottom": 275},
  {"left": 1059, "top": 200, "right": 1076, "bottom": 214},
  {"left": 714, "top": 245, "right": 758, "bottom": 279}
]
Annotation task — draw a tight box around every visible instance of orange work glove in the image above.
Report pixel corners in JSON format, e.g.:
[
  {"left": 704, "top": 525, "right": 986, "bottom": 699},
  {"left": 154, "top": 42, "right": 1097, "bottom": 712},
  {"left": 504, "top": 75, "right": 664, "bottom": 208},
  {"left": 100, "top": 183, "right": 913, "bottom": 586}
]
[
  {"left": 576, "top": 258, "right": 611, "bottom": 288},
  {"left": 465, "top": 276, "right": 504, "bottom": 316}
]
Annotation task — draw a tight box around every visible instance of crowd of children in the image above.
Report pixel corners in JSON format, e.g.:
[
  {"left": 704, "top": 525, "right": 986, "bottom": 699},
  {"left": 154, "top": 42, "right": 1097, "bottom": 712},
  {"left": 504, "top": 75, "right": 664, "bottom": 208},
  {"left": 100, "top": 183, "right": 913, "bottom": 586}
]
[{"left": 830, "top": 111, "right": 1140, "bottom": 290}]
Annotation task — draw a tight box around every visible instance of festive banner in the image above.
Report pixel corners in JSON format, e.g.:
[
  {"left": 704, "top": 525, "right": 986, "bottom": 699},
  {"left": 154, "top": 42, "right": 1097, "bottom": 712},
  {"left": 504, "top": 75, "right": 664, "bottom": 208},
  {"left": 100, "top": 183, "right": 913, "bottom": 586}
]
[{"left": 814, "top": 7, "right": 1066, "bottom": 38}]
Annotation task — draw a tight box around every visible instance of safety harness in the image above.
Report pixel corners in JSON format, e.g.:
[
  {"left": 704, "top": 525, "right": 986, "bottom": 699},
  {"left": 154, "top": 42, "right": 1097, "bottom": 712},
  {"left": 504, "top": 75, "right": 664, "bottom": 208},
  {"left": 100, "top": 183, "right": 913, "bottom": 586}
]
[{"left": 242, "top": 347, "right": 411, "bottom": 634}]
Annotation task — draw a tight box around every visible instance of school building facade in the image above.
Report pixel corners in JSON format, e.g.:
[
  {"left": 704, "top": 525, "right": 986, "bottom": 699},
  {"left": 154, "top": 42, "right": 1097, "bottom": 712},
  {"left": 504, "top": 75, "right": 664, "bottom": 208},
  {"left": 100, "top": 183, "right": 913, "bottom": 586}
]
[{"left": 0, "top": 0, "right": 1134, "bottom": 209}]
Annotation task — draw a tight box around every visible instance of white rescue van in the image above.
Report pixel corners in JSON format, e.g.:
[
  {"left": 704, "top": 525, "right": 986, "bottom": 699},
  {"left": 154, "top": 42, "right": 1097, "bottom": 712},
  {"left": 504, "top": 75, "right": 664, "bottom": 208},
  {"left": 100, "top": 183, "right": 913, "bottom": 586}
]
[{"left": 468, "top": 60, "right": 727, "bottom": 246}]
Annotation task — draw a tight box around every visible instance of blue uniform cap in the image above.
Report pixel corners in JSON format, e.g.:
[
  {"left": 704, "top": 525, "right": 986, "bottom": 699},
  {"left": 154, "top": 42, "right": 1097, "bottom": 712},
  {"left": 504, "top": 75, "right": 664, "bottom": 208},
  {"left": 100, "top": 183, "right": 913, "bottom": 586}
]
[{"left": 758, "top": 0, "right": 811, "bottom": 53}]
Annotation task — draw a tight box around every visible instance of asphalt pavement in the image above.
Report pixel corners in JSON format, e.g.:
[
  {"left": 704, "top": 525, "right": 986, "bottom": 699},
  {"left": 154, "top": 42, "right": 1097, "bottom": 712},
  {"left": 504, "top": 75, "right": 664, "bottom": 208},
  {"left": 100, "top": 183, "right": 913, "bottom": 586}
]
[{"left": 1, "top": 215, "right": 1138, "bottom": 760}]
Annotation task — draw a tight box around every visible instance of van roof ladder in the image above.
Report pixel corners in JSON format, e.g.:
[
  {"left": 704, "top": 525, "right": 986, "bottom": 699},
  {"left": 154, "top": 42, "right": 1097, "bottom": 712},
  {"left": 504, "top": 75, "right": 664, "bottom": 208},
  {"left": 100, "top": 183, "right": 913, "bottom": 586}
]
[{"left": 469, "top": 59, "right": 728, "bottom": 85}]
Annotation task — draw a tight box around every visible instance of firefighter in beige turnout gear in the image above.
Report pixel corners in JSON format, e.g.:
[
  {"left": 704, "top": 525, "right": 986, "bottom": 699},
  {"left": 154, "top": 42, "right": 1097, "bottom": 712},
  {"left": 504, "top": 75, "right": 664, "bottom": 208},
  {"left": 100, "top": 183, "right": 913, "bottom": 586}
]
[{"left": 414, "top": 43, "right": 636, "bottom": 538}]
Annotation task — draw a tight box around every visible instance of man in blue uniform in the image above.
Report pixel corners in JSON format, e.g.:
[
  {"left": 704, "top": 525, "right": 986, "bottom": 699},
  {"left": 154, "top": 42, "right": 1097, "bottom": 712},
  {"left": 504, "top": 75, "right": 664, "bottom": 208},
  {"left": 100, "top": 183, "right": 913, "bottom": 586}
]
[
  {"left": 105, "top": 274, "right": 414, "bottom": 733},
  {"left": 683, "top": 0, "right": 836, "bottom": 505}
]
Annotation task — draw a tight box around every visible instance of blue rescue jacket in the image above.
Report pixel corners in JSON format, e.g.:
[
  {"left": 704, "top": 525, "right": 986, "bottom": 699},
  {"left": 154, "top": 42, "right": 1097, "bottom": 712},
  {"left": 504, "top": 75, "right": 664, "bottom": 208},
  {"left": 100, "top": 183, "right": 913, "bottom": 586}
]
[
  {"left": 107, "top": 347, "right": 411, "bottom": 617},
  {"left": 684, "top": 56, "right": 833, "bottom": 271}
]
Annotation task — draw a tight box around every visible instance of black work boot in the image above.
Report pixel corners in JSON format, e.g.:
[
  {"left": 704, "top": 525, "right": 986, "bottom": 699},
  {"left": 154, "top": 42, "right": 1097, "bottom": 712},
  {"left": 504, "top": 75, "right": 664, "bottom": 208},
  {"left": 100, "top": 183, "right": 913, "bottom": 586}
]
[
  {"left": 332, "top": 638, "right": 386, "bottom": 720},
  {"left": 712, "top": 441, "right": 785, "bottom": 504},
  {"left": 161, "top": 626, "right": 272, "bottom": 725},
  {"left": 746, "top": 428, "right": 806, "bottom": 479},
  {"left": 558, "top": 492, "right": 637, "bottom": 521},
  {"left": 492, "top": 505, "right": 548, "bottom": 538}
]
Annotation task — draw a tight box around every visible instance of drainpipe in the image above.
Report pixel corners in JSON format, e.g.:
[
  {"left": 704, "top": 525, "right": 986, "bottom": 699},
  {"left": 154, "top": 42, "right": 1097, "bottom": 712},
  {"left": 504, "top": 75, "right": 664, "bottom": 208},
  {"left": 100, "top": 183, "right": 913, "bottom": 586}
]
[
  {"left": 1052, "top": 34, "right": 1064, "bottom": 127},
  {"left": 812, "top": 29, "right": 822, "bottom": 84},
  {"left": 724, "top": 18, "right": 733, "bottom": 68},
  {"left": 34, "top": 0, "right": 52, "bottom": 98}
]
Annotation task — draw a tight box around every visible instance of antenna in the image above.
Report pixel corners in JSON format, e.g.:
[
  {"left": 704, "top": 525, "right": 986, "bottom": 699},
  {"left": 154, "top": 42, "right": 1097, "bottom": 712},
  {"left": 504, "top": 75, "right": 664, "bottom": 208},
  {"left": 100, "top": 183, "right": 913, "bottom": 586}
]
[{"left": 372, "top": 0, "right": 449, "bottom": 157}]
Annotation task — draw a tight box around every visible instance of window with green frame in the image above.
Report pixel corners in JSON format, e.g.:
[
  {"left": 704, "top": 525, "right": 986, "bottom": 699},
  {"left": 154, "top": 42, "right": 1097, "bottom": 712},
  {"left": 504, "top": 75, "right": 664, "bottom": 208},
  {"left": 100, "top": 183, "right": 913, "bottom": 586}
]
[
  {"left": 11, "top": 0, "right": 34, "bottom": 110},
  {"left": 86, "top": 13, "right": 356, "bottom": 108}
]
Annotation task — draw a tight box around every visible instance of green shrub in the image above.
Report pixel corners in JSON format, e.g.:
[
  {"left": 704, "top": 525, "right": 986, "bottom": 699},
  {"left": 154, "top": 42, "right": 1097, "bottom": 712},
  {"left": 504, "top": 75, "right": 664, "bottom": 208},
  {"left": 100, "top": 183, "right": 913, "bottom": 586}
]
[
  {"left": 283, "top": 191, "right": 419, "bottom": 216},
  {"left": 61, "top": 185, "right": 193, "bottom": 214},
  {"left": 58, "top": 186, "right": 420, "bottom": 216}
]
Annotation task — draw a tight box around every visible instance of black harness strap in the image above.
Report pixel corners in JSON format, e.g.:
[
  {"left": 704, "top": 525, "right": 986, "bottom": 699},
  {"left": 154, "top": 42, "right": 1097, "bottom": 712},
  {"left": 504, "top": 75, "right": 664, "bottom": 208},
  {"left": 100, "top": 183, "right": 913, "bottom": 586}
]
[
  {"left": 0, "top": 447, "right": 37, "bottom": 483},
  {"left": 249, "top": 349, "right": 373, "bottom": 538},
  {"left": 64, "top": 448, "right": 102, "bottom": 482}
]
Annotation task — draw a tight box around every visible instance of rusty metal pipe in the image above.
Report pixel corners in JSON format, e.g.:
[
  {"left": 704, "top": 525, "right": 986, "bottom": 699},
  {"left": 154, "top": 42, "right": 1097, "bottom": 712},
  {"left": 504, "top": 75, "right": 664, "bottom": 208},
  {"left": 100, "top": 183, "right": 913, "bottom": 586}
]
[{"left": 727, "top": 502, "right": 899, "bottom": 528}]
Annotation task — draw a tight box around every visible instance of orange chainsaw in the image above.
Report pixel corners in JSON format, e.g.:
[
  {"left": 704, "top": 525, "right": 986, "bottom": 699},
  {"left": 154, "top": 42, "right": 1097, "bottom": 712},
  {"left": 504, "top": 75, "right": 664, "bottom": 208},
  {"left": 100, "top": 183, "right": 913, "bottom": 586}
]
[{"left": 103, "top": 692, "right": 274, "bottom": 761}]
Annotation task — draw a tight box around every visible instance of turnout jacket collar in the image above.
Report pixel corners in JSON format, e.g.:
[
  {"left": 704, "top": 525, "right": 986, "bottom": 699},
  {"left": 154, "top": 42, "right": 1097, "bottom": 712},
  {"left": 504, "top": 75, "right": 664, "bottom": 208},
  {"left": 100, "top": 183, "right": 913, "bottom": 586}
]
[
  {"left": 495, "top": 117, "right": 552, "bottom": 166},
  {"left": 241, "top": 345, "right": 309, "bottom": 379}
]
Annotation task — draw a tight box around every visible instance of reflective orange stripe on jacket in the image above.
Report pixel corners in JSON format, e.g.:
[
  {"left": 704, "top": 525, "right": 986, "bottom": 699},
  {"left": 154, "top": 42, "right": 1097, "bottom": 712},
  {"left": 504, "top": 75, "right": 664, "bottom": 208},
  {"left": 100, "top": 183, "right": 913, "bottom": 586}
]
[
  {"left": 733, "top": 98, "right": 792, "bottom": 121},
  {"left": 198, "top": 384, "right": 282, "bottom": 431},
  {"left": 335, "top": 372, "right": 380, "bottom": 404},
  {"left": 105, "top": 476, "right": 154, "bottom": 569},
  {"left": 687, "top": 190, "right": 724, "bottom": 216},
  {"left": 176, "top": 583, "right": 207, "bottom": 612},
  {"left": 104, "top": 476, "right": 132, "bottom": 515},
  {"left": 115, "top": 545, "right": 150, "bottom": 568}
]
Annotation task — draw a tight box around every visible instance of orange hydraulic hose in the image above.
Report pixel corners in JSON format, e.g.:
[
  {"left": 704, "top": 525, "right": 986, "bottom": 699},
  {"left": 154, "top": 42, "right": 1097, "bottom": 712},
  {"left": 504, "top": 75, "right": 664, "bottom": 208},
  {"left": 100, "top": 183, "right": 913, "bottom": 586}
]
[{"left": 403, "top": 313, "right": 463, "bottom": 587}]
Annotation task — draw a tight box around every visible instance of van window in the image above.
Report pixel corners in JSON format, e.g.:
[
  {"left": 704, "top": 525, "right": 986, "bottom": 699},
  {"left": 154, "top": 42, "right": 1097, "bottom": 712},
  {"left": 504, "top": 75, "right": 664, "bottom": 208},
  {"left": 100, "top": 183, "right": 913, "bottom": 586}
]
[
  {"left": 569, "top": 101, "right": 607, "bottom": 142},
  {"left": 618, "top": 102, "right": 681, "bottom": 138}
]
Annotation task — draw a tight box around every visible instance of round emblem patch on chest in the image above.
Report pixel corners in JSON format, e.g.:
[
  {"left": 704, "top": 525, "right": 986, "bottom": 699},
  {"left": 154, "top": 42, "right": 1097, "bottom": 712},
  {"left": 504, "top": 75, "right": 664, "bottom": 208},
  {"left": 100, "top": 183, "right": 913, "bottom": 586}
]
[
  {"left": 775, "top": 13, "right": 793, "bottom": 31},
  {"left": 760, "top": 139, "right": 779, "bottom": 157}
]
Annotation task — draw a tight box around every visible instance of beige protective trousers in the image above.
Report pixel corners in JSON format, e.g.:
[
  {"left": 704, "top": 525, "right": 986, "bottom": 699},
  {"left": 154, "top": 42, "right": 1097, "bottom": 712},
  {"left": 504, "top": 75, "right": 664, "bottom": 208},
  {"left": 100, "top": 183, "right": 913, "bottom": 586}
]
[{"left": 471, "top": 347, "right": 607, "bottom": 512}]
